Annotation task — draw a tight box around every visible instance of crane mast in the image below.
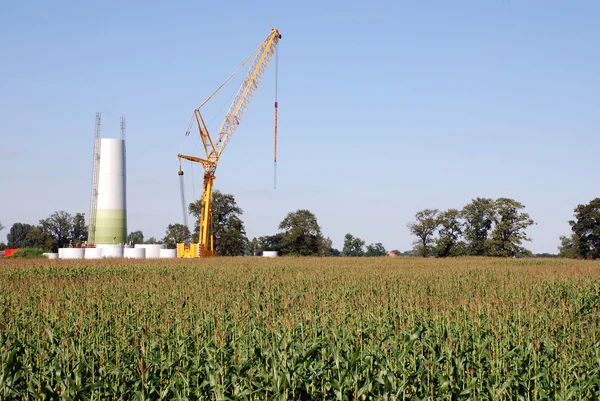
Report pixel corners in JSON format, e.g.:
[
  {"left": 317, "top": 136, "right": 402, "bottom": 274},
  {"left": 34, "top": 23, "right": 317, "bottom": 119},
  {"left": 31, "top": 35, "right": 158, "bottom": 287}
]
[{"left": 177, "top": 28, "right": 281, "bottom": 258}]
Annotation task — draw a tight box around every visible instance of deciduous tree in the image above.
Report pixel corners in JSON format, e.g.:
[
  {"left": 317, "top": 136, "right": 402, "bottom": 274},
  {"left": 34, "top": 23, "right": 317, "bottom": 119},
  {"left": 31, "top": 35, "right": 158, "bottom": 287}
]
[
  {"left": 7, "top": 223, "right": 35, "bottom": 248},
  {"left": 557, "top": 234, "right": 579, "bottom": 258},
  {"left": 278, "top": 209, "right": 327, "bottom": 256},
  {"left": 435, "top": 209, "right": 464, "bottom": 257},
  {"left": 71, "top": 213, "right": 88, "bottom": 244},
  {"left": 568, "top": 198, "right": 600, "bottom": 259},
  {"left": 189, "top": 190, "right": 249, "bottom": 256},
  {"left": 163, "top": 224, "right": 191, "bottom": 248},
  {"left": 462, "top": 198, "right": 494, "bottom": 256},
  {"left": 407, "top": 209, "right": 439, "bottom": 257},
  {"left": 40, "top": 211, "right": 73, "bottom": 250},
  {"left": 127, "top": 230, "right": 144, "bottom": 245},
  {"left": 342, "top": 233, "right": 365, "bottom": 256},
  {"left": 488, "top": 198, "right": 535, "bottom": 257},
  {"left": 365, "top": 242, "right": 387, "bottom": 257}
]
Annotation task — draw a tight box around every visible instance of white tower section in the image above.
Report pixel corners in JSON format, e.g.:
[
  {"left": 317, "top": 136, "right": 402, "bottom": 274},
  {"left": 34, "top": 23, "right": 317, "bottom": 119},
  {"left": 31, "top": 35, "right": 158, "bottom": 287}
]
[{"left": 94, "top": 137, "right": 127, "bottom": 244}]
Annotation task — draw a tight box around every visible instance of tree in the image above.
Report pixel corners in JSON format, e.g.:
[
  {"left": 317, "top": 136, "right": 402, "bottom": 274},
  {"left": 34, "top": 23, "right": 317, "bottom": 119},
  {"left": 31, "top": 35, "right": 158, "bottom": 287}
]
[
  {"left": 342, "top": 233, "right": 365, "bottom": 256},
  {"left": 163, "top": 224, "right": 191, "bottom": 248},
  {"left": 278, "top": 209, "right": 327, "bottom": 256},
  {"left": 7, "top": 223, "right": 35, "bottom": 248},
  {"left": 407, "top": 209, "right": 439, "bottom": 257},
  {"left": 0, "top": 221, "right": 4, "bottom": 232},
  {"left": 462, "top": 198, "right": 495, "bottom": 256},
  {"left": 257, "top": 233, "right": 284, "bottom": 254},
  {"left": 487, "top": 198, "right": 535, "bottom": 257},
  {"left": 40, "top": 211, "right": 73, "bottom": 250},
  {"left": 365, "top": 242, "right": 387, "bottom": 257},
  {"left": 145, "top": 237, "right": 161, "bottom": 244},
  {"left": 434, "top": 209, "right": 464, "bottom": 257},
  {"left": 558, "top": 234, "right": 580, "bottom": 258},
  {"left": 127, "top": 230, "right": 144, "bottom": 245},
  {"left": 189, "top": 190, "right": 249, "bottom": 256},
  {"left": 568, "top": 198, "right": 600, "bottom": 259},
  {"left": 26, "top": 225, "right": 56, "bottom": 251},
  {"left": 71, "top": 213, "right": 88, "bottom": 245}
]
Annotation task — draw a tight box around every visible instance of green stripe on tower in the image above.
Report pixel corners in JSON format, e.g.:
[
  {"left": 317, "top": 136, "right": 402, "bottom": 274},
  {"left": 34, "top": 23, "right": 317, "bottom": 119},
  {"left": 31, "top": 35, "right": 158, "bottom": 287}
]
[{"left": 95, "top": 209, "right": 127, "bottom": 244}]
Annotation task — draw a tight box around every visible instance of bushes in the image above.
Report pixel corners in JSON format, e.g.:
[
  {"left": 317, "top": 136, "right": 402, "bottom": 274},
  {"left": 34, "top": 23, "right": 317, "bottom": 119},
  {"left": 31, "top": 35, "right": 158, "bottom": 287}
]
[{"left": 7, "top": 247, "right": 47, "bottom": 258}]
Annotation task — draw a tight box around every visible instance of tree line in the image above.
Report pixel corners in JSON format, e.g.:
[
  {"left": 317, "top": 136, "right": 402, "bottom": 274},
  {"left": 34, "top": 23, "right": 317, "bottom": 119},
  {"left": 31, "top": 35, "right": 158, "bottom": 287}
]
[
  {"left": 3, "top": 195, "right": 600, "bottom": 258},
  {"left": 406, "top": 197, "right": 536, "bottom": 257}
]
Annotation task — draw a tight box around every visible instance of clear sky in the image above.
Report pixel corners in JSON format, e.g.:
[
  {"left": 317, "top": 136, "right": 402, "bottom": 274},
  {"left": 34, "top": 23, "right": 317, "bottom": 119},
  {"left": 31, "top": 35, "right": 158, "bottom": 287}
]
[{"left": 1, "top": 0, "right": 599, "bottom": 254}]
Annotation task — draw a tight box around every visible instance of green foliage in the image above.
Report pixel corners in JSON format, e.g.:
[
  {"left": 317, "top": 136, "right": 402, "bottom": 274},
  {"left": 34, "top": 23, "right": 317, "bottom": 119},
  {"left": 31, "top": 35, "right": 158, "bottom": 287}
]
[
  {"left": 558, "top": 234, "right": 580, "bottom": 258},
  {"left": 189, "top": 190, "right": 250, "bottom": 256},
  {"left": 163, "top": 223, "right": 191, "bottom": 248},
  {"left": 462, "top": 198, "right": 495, "bottom": 256},
  {"left": 365, "top": 242, "right": 386, "bottom": 256},
  {"left": 71, "top": 212, "right": 88, "bottom": 244},
  {"left": 0, "top": 242, "right": 6, "bottom": 251},
  {"left": 434, "top": 208, "right": 463, "bottom": 257},
  {"left": 342, "top": 233, "right": 365, "bottom": 256},
  {"left": 407, "top": 209, "right": 439, "bottom": 257},
  {"left": 25, "top": 225, "right": 56, "bottom": 252},
  {"left": 1, "top": 257, "right": 600, "bottom": 399},
  {"left": 127, "top": 230, "right": 144, "bottom": 245},
  {"left": 568, "top": 198, "right": 600, "bottom": 259},
  {"left": 7, "top": 222, "right": 35, "bottom": 248},
  {"left": 0, "top": 220, "right": 4, "bottom": 232},
  {"left": 7, "top": 247, "right": 46, "bottom": 258},
  {"left": 279, "top": 209, "right": 327, "bottom": 256},
  {"left": 40, "top": 211, "right": 73, "bottom": 251},
  {"left": 144, "top": 236, "right": 161, "bottom": 244},
  {"left": 256, "top": 233, "right": 284, "bottom": 254},
  {"left": 488, "top": 198, "right": 535, "bottom": 257}
]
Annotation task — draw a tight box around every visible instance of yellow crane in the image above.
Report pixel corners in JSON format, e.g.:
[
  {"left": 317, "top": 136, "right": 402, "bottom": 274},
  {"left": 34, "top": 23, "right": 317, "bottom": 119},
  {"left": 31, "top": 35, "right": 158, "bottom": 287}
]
[{"left": 176, "top": 28, "right": 282, "bottom": 258}]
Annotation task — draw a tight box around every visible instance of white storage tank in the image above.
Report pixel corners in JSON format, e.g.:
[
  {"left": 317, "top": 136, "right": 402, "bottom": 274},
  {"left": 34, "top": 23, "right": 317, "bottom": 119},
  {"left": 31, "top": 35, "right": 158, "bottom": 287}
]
[
  {"left": 43, "top": 253, "right": 58, "bottom": 259},
  {"left": 58, "top": 248, "right": 64, "bottom": 258},
  {"left": 60, "top": 248, "right": 85, "bottom": 259},
  {"left": 159, "top": 249, "right": 177, "bottom": 259},
  {"left": 262, "top": 251, "right": 279, "bottom": 258},
  {"left": 135, "top": 244, "right": 166, "bottom": 258},
  {"left": 84, "top": 248, "right": 103, "bottom": 259},
  {"left": 97, "top": 244, "right": 124, "bottom": 258},
  {"left": 124, "top": 248, "right": 146, "bottom": 259}
]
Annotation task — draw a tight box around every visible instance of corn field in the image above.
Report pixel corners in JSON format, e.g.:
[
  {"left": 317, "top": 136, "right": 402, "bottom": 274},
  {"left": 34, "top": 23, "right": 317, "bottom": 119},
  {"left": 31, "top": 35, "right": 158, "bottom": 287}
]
[{"left": 1, "top": 256, "right": 599, "bottom": 400}]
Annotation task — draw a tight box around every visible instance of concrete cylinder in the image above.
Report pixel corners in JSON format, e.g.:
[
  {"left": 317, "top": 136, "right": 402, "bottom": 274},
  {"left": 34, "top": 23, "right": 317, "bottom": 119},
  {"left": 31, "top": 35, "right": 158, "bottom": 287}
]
[
  {"left": 135, "top": 244, "right": 165, "bottom": 258},
  {"left": 84, "top": 248, "right": 103, "bottom": 259},
  {"left": 159, "top": 249, "right": 177, "bottom": 259},
  {"left": 262, "top": 251, "right": 279, "bottom": 258},
  {"left": 43, "top": 253, "right": 59, "bottom": 259},
  {"left": 95, "top": 138, "right": 127, "bottom": 244},
  {"left": 124, "top": 248, "right": 145, "bottom": 259},
  {"left": 97, "top": 244, "right": 124, "bottom": 258},
  {"left": 60, "top": 248, "right": 85, "bottom": 259}
]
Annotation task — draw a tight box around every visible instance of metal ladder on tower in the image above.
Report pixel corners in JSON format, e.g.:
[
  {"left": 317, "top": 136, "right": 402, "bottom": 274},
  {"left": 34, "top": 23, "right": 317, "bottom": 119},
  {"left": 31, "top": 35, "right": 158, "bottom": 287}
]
[{"left": 88, "top": 112, "right": 102, "bottom": 245}]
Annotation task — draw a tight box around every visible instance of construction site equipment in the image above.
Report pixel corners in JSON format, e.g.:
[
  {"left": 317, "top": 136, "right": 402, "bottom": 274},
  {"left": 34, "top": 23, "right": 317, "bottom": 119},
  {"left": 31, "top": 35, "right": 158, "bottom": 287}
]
[{"left": 177, "top": 28, "right": 281, "bottom": 258}]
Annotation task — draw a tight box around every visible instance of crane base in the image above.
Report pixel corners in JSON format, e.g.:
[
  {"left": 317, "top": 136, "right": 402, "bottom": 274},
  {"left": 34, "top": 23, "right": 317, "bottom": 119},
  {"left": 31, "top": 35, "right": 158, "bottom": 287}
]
[{"left": 176, "top": 243, "right": 214, "bottom": 258}]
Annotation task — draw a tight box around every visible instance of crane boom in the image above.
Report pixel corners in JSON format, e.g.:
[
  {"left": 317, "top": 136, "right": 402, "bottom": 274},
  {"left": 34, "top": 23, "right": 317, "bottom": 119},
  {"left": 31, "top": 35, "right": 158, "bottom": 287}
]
[{"left": 177, "top": 28, "right": 281, "bottom": 258}]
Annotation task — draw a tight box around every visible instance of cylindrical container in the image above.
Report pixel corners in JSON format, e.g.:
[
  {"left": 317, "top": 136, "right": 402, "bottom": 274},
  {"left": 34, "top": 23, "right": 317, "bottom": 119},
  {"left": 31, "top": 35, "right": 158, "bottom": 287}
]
[
  {"left": 124, "top": 248, "right": 145, "bottom": 259},
  {"left": 60, "top": 248, "right": 85, "bottom": 259},
  {"left": 84, "top": 248, "right": 103, "bottom": 259},
  {"left": 262, "top": 251, "right": 279, "bottom": 258},
  {"left": 58, "top": 248, "right": 64, "bottom": 258},
  {"left": 43, "top": 253, "right": 59, "bottom": 259},
  {"left": 98, "top": 244, "right": 124, "bottom": 258},
  {"left": 94, "top": 138, "right": 127, "bottom": 244},
  {"left": 135, "top": 244, "right": 165, "bottom": 258},
  {"left": 159, "top": 249, "right": 177, "bottom": 259}
]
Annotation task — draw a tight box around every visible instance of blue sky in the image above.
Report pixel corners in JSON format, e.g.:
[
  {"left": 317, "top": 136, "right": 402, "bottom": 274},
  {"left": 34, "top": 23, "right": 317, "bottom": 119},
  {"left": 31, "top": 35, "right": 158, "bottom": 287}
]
[{"left": 1, "top": 0, "right": 598, "bottom": 253}]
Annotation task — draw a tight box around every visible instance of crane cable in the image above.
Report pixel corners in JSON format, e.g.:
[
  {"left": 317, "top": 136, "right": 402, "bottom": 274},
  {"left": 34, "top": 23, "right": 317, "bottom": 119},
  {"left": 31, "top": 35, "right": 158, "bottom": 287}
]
[{"left": 274, "top": 46, "right": 278, "bottom": 190}]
